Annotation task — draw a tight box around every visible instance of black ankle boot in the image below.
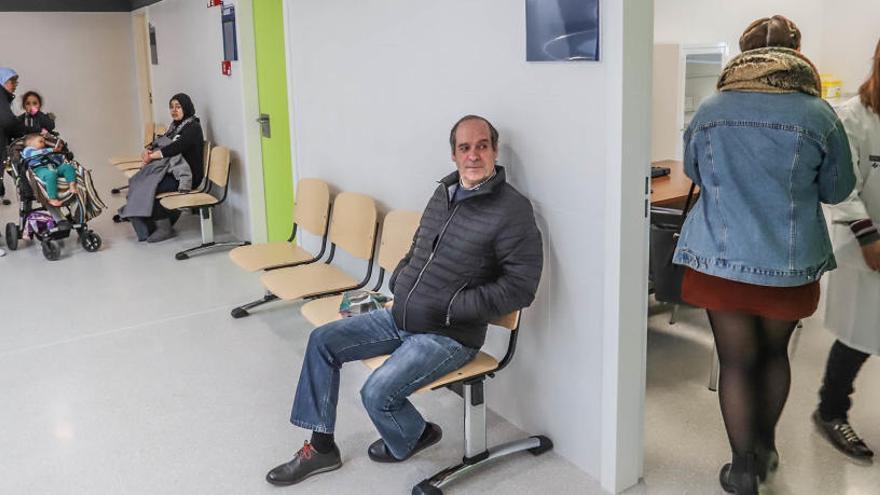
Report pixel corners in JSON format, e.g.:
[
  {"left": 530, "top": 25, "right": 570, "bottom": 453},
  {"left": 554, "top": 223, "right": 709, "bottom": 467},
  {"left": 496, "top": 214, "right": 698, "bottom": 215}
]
[
  {"left": 719, "top": 453, "right": 758, "bottom": 494},
  {"left": 756, "top": 445, "right": 779, "bottom": 482}
]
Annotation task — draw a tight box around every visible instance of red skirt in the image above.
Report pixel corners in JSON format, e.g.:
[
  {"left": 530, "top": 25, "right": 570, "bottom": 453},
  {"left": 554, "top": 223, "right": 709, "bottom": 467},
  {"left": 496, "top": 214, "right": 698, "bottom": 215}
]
[{"left": 681, "top": 268, "right": 820, "bottom": 321}]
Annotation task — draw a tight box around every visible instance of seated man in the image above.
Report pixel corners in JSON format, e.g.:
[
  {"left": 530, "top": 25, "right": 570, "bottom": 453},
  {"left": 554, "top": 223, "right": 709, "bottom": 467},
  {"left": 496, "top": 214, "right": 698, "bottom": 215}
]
[{"left": 266, "top": 115, "right": 544, "bottom": 486}]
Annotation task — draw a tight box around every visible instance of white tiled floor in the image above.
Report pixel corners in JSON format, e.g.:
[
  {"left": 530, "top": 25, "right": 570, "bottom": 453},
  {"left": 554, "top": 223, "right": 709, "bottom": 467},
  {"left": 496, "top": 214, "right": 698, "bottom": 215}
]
[{"left": 0, "top": 166, "right": 597, "bottom": 494}]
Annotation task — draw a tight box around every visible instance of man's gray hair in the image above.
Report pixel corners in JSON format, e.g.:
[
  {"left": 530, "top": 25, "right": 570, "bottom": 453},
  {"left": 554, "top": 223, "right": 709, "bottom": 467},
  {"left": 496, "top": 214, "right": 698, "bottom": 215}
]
[{"left": 449, "top": 115, "right": 499, "bottom": 153}]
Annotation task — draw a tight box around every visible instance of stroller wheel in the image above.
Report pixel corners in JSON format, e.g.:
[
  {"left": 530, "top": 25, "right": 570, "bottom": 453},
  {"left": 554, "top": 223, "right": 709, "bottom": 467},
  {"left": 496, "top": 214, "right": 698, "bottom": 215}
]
[
  {"left": 81, "top": 231, "right": 102, "bottom": 252},
  {"left": 41, "top": 239, "right": 61, "bottom": 261},
  {"left": 5, "top": 223, "right": 18, "bottom": 251}
]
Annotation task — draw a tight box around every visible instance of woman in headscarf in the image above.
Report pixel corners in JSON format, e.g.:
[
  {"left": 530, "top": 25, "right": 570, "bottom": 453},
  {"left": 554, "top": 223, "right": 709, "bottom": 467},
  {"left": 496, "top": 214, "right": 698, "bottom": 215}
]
[
  {"left": 131, "top": 93, "right": 205, "bottom": 242},
  {"left": 672, "top": 16, "right": 855, "bottom": 494},
  {"left": 0, "top": 67, "right": 28, "bottom": 207}
]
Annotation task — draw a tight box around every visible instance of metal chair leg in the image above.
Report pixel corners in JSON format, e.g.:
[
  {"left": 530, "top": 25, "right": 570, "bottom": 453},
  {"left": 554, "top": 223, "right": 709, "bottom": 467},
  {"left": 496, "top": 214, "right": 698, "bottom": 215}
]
[
  {"left": 708, "top": 342, "right": 720, "bottom": 392},
  {"left": 175, "top": 240, "right": 250, "bottom": 260},
  {"left": 175, "top": 207, "right": 250, "bottom": 260},
  {"left": 110, "top": 184, "right": 129, "bottom": 195},
  {"left": 231, "top": 292, "right": 278, "bottom": 319},
  {"left": 412, "top": 380, "right": 553, "bottom": 495}
]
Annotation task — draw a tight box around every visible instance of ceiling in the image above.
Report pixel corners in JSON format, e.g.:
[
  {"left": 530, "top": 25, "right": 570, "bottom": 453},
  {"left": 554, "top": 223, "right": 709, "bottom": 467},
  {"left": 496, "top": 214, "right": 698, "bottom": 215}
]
[{"left": 0, "top": 0, "right": 163, "bottom": 12}]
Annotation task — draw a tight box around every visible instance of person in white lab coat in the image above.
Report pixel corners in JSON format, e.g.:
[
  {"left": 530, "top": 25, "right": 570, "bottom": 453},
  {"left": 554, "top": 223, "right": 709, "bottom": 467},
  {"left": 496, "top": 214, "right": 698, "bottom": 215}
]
[{"left": 814, "top": 37, "right": 880, "bottom": 460}]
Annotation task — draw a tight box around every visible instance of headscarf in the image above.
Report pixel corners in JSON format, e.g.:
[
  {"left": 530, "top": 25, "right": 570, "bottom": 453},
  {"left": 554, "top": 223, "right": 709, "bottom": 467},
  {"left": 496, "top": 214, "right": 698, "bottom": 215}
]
[
  {"left": 165, "top": 93, "right": 197, "bottom": 138},
  {"left": 0, "top": 67, "right": 17, "bottom": 86},
  {"left": 170, "top": 93, "right": 195, "bottom": 121},
  {"left": 717, "top": 47, "right": 821, "bottom": 97}
]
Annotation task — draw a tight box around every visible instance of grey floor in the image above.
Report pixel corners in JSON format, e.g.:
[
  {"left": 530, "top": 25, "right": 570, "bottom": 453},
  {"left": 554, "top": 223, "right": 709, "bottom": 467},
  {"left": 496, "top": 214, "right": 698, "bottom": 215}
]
[
  {"left": 634, "top": 300, "right": 880, "bottom": 495},
  {"left": 0, "top": 167, "right": 598, "bottom": 494}
]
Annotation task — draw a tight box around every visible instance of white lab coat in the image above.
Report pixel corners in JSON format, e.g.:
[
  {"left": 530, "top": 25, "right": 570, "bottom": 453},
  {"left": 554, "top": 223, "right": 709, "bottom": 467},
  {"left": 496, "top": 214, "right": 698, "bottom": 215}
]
[{"left": 824, "top": 96, "right": 880, "bottom": 355}]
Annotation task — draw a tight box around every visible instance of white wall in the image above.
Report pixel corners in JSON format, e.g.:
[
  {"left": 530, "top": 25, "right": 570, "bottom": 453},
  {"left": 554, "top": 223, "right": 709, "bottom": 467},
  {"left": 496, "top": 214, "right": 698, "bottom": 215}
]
[
  {"left": 0, "top": 13, "right": 141, "bottom": 185},
  {"left": 655, "top": 0, "right": 880, "bottom": 94},
  {"left": 142, "top": 0, "right": 254, "bottom": 240},
  {"left": 284, "top": 0, "right": 650, "bottom": 487},
  {"left": 654, "top": 0, "right": 827, "bottom": 64},
  {"left": 819, "top": 1, "right": 880, "bottom": 93},
  {"left": 601, "top": 0, "right": 654, "bottom": 491}
]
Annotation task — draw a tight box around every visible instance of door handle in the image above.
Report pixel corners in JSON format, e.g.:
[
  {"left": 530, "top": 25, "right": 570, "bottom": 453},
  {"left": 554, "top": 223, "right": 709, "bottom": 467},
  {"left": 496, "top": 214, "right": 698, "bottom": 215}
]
[{"left": 257, "top": 113, "right": 271, "bottom": 138}]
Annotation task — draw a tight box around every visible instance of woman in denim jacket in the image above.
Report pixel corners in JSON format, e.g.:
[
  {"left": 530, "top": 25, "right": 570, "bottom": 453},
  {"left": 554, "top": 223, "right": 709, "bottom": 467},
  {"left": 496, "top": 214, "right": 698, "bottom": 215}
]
[{"left": 672, "top": 16, "right": 856, "bottom": 494}]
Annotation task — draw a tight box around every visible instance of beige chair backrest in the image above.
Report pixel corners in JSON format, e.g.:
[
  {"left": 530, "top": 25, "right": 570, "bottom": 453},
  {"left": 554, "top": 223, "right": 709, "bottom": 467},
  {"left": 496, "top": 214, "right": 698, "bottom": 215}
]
[
  {"left": 491, "top": 311, "right": 521, "bottom": 331},
  {"left": 294, "top": 179, "right": 331, "bottom": 236},
  {"left": 328, "top": 192, "right": 377, "bottom": 261},
  {"left": 377, "top": 210, "right": 421, "bottom": 272},
  {"left": 196, "top": 141, "right": 212, "bottom": 190},
  {"left": 207, "top": 146, "right": 231, "bottom": 188},
  {"left": 155, "top": 123, "right": 168, "bottom": 137},
  {"left": 203, "top": 140, "right": 212, "bottom": 166}
]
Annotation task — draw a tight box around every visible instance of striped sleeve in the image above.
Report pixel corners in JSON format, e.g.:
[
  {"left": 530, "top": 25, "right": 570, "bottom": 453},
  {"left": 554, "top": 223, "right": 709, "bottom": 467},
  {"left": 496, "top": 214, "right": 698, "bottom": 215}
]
[{"left": 850, "top": 219, "right": 880, "bottom": 246}]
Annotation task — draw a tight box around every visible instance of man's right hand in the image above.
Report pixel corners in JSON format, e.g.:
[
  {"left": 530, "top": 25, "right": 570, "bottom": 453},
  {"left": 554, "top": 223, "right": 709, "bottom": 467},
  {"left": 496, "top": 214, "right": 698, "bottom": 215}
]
[{"left": 860, "top": 240, "right": 880, "bottom": 271}]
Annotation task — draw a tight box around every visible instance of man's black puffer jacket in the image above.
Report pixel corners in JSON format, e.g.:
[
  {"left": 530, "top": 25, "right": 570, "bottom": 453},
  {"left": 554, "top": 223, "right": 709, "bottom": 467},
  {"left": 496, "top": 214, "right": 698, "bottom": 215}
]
[{"left": 389, "top": 166, "right": 543, "bottom": 349}]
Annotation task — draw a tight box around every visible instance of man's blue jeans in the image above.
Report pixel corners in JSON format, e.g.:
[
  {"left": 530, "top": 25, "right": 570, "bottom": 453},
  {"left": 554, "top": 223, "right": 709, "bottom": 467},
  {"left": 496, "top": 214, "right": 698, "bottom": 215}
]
[{"left": 290, "top": 309, "right": 479, "bottom": 459}]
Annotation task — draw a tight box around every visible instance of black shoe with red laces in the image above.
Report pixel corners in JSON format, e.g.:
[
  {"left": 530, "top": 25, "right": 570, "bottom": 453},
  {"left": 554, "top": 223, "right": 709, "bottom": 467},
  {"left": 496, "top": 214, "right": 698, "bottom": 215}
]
[{"left": 265, "top": 441, "right": 342, "bottom": 486}]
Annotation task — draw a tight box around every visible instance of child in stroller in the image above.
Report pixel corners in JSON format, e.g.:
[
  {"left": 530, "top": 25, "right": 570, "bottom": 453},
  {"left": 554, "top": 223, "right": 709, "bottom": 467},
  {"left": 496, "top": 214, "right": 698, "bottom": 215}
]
[
  {"left": 3, "top": 132, "right": 104, "bottom": 260},
  {"left": 18, "top": 91, "right": 56, "bottom": 136},
  {"left": 22, "top": 133, "right": 77, "bottom": 206}
]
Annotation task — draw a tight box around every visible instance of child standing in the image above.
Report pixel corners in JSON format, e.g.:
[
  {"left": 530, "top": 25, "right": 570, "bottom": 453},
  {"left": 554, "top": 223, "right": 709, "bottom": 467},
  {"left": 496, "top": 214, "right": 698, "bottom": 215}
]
[
  {"left": 22, "top": 134, "right": 77, "bottom": 207},
  {"left": 17, "top": 91, "right": 55, "bottom": 135}
]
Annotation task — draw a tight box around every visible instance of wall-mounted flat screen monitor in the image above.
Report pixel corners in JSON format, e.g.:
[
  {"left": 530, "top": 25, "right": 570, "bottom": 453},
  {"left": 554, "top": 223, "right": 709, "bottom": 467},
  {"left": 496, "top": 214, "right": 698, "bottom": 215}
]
[{"left": 526, "top": 0, "right": 600, "bottom": 61}]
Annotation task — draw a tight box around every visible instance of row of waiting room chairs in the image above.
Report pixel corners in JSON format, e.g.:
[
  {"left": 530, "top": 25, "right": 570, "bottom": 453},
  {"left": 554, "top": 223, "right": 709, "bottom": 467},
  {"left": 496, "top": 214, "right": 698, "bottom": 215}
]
[
  {"left": 227, "top": 178, "right": 552, "bottom": 494},
  {"left": 109, "top": 127, "right": 249, "bottom": 260}
]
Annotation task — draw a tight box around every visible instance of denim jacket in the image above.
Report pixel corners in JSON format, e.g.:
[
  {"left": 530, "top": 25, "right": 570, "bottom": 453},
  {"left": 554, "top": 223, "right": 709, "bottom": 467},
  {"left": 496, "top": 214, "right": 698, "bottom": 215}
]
[{"left": 673, "top": 91, "right": 856, "bottom": 287}]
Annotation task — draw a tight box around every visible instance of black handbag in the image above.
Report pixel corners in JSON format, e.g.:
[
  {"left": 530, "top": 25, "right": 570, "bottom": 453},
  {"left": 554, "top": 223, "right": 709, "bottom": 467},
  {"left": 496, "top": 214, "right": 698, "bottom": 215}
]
[{"left": 649, "top": 183, "right": 697, "bottom": 304}]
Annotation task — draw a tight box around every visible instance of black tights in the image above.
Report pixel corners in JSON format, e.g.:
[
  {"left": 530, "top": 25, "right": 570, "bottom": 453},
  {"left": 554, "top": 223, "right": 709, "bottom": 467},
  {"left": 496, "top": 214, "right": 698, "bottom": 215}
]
[{"left": 708, "top": 310, "right": 798, "bottom": 460}]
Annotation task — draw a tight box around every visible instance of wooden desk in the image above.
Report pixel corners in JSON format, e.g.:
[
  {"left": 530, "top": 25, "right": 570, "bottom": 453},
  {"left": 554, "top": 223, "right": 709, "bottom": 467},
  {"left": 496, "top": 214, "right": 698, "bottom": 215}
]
[{"left": 651, "top": 160, "right": 697, "bottom": 207}]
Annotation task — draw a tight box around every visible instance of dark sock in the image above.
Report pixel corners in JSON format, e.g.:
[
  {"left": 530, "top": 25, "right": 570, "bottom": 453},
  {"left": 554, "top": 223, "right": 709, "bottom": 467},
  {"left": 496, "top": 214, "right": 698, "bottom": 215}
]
[
  {"left": 819, "top": 411, "right": 839, "bottom": 423},
  {"left": 310, "top": 431, "right": 335, "bottom": 454},
  {"left": 419, "top": 425, "right": 432, "bottom": 443}
]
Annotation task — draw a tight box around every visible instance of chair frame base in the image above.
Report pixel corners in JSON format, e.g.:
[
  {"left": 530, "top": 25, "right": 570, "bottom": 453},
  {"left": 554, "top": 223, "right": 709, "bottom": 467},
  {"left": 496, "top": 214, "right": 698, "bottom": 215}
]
[
  {"left": 175, "top": 206, "right": 249, "bottom": 260},
  {"left": 412, "top": 378, "right": 553, "bottom": 494},
  {"left": 231, "top": 291, "right": 279, "bottom": 319},
  {"left": 230, "top": 222, "right": 379, "bottom": 319}
]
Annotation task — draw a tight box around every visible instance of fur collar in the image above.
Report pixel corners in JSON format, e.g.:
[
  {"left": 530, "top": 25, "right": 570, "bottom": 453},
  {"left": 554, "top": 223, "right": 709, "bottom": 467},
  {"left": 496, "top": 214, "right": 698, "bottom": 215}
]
[{"left": 717, "top": 47, "right": 821, "bottom": 97}]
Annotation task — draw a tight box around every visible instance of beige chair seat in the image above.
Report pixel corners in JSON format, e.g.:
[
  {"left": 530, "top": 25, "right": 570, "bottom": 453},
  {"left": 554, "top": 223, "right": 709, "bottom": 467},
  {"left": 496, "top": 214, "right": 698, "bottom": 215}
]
[
  {"left": 261, "top": 264, "right": 357, "bottom": 300},
  {"left": 123, "top": 168, "right": 139, "bottom": 179},
  {"left": 363, "top": 351, "right": 499, "bottom": 393},
  {"left": 109, "top": 155, "right": 142, "bottom": 166},
  {"left": 116, "top": 161, "right": 143, "bottom": 171},
  {"left": 301, "top": 295, "right": 344, "bottom": 326},
  {"left": 230, "top": 242, "right": 315, "bottom": 272},
  {"left": 160, "top": 192, "right": 219, "bottom": 210}
]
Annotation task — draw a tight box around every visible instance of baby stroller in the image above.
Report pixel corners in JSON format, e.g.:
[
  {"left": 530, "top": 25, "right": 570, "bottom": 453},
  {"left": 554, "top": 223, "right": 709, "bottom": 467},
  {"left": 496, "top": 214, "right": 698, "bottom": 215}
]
[{"left": 2, "top": 133, "right": 105, "bottom": 260}]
